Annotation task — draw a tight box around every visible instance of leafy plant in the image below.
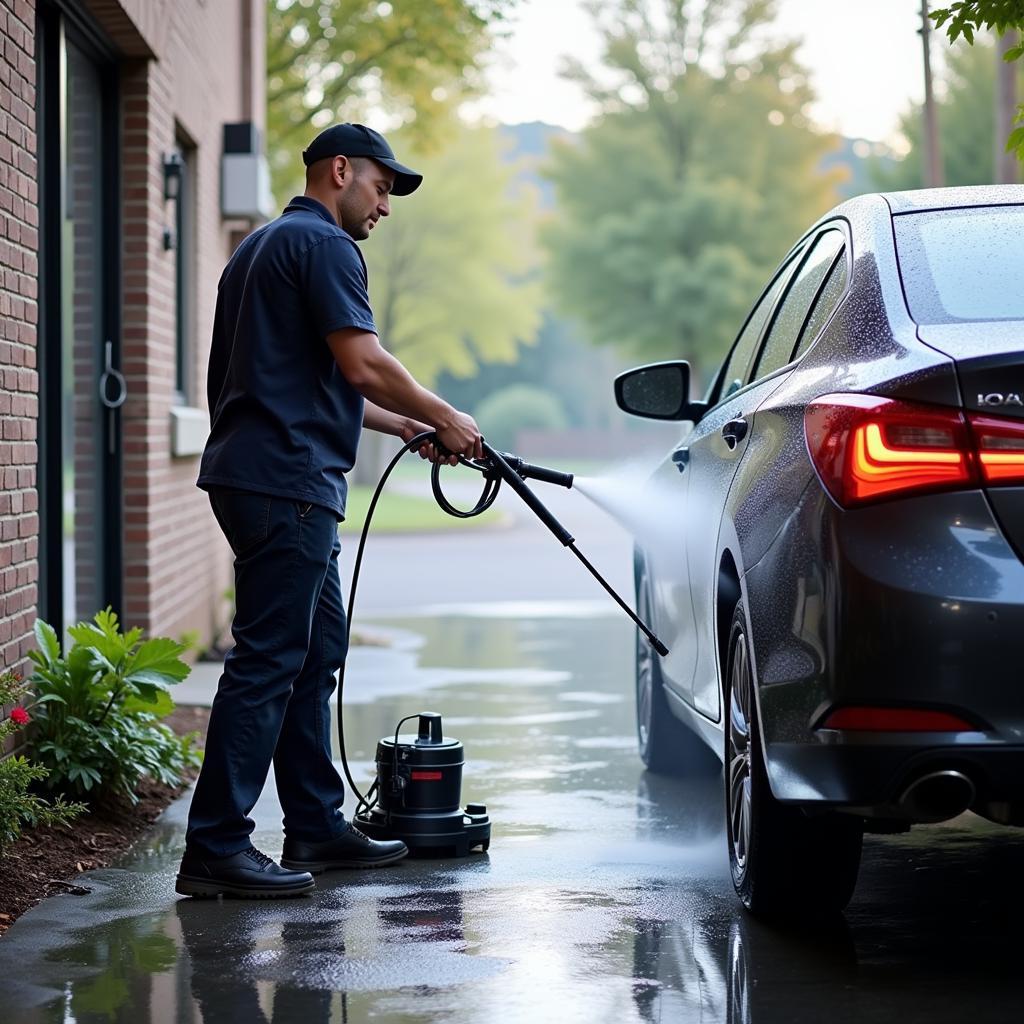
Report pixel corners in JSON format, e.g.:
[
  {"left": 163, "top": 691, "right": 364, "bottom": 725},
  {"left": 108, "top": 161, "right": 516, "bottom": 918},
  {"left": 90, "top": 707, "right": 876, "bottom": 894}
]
[
  {"left": 931, "top": 2, "right": 1024, "bottom": 160},
  {"left": 266, "top": 0, "right": 518, "bottom": 201},
  {"left": 176, "top": 629, "right": 203, "bottom": 659},
  {"left": 27, "top": 609, "right": 202, "bottom": 805},
  {"left": 0, "top": 669, "right": 85, "bottom": 852}
]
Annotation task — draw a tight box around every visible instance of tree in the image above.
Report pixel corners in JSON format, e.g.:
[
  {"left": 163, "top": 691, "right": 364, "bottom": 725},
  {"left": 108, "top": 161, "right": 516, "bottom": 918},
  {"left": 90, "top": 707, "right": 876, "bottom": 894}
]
[
  {"left": 436, "top": 311, "right": 629, "bottom": 431},
  {"left": 363, "top": 123, "right": 543, "bottom": 387},
  {"left": 931, "top": 2, "right": 1024, "bottom": 158},
  {"left": 870, "top": 36, "right": 1009, "bottom": 189},
  {"left": 352, "top": 122, "right": 544, "bottom": 479},
  {"left": 266, "top": 0, "right": 517, "bottom": 202},
  {"left": 541, "top": 0, "right": 843, "bottom": 377},
  {"left": 932, "top": 2, "right": 1024, "bottom": 42}
]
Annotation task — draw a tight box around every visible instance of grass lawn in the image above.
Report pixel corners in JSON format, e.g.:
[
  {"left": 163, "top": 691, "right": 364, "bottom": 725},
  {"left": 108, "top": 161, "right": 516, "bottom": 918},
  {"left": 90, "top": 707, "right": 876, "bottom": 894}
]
[
  {"left": 340, "top": 481, "right": 507, "bottom": 534},
  {"left": 338, "top": 454, "right": 619, "bottom": 534}
]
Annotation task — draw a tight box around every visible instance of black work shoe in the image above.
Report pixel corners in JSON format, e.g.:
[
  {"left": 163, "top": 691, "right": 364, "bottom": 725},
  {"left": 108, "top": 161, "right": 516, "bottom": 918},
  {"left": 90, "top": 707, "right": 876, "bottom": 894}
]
[
  {"left": 175, "top": 846, "right": 315, "bottom": 899},
  {"left": 280, "top": 824, "right": 408, "bottom": 873}
]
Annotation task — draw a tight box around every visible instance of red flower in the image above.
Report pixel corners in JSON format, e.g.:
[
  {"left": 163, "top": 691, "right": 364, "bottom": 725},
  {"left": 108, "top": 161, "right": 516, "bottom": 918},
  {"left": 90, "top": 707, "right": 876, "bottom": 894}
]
[{"left": 9, "top": 707, "right": 29, "bottom": 725}]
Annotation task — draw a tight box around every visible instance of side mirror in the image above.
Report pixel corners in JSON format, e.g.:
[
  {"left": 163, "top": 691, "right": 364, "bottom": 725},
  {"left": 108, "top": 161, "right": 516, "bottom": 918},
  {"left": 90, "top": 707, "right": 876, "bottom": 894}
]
[{"left": 614, "top": 361, "right": 696, "bottom": 421}]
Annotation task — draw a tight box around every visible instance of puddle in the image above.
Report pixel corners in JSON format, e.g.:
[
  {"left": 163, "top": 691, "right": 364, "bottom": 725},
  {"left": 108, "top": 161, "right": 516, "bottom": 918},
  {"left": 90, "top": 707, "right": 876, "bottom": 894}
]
[{"left": 4, "top": 611, "right": 1024, "bottom": 1023}]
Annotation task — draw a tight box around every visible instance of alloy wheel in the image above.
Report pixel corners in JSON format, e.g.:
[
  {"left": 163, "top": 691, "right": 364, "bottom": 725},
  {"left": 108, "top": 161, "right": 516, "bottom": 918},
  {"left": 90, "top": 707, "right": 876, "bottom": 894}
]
[{"left": 727, "top": 628, "right": 753, "bottom": 880}]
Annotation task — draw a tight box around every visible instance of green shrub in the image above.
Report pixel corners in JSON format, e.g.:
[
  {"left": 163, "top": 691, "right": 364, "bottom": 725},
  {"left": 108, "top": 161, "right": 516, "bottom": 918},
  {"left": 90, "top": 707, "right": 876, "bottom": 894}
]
[
  {"left": 0, "top": 669, "right": 85, "bottom": 852},
  {"left": 27, "top": 609, "right": 202, "bottom": 805},
  {"left": 474, "top": 384, "right": 569, "bottom": 451}
]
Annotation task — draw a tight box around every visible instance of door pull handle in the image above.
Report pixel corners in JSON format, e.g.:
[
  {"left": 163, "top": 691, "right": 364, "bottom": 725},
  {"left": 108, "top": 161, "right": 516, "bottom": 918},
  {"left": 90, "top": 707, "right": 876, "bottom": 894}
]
[
  {"left": 99, "top": 340, "right": 127, "bottom": 455},
  {"left": 722, "top": 417, "right": 748, "bottom": 450},
  {"left": 671, "top": 448, "right": 690, "bottom": 473}
]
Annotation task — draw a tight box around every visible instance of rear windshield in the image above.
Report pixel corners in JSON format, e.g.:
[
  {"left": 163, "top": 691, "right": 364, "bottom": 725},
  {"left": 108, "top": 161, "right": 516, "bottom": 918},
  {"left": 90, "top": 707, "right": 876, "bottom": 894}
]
[{"left": 893, "top": 205, "right": 1024, "bottom": 324}]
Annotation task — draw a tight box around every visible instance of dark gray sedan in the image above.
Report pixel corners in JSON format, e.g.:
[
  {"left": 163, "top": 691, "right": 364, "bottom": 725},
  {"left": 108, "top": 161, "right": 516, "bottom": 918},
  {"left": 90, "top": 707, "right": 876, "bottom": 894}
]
[{"left": 616, "top": 184, "right": 1024, "bottom": 917}]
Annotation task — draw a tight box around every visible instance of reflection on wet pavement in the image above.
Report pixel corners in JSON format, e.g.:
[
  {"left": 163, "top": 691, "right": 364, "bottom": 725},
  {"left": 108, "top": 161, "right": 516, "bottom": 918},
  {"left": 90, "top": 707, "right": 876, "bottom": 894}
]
[{"left": 3, "top": 611, "right": 1024, "bottom": 1022}]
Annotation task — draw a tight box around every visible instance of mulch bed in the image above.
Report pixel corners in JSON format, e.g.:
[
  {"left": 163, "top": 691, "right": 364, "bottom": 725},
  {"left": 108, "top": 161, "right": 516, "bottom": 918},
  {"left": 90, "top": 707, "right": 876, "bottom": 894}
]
[{"left": 0, "top": 703, "right": 211, "bottom": 937}]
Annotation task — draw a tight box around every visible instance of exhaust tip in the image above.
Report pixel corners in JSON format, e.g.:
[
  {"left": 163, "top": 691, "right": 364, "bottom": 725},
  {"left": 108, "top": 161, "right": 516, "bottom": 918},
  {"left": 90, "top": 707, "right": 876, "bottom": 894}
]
[{"left": 899, "top": 770, "right": 975, "bottom": 823}]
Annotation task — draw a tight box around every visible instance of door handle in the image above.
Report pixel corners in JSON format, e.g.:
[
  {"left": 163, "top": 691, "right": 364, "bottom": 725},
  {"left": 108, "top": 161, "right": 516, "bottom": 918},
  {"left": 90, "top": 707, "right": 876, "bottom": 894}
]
[
  {"left": 99, "top": 340, "right": 127, "bottom": 409},
  {"left": 671, "top": 448, "right": 690, "bottom": 473},
  {"left": 722, "top": 417, "right": 748, "bottom": 450},
  {"left": 99, "top": 340, "right": 127, "bottom": 455}
]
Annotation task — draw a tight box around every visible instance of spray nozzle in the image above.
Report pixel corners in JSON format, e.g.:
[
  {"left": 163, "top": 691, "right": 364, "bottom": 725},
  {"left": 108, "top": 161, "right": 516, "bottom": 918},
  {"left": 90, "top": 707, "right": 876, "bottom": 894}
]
[{"left": 489, "top": 453, "right": 574, "bottom": 490}]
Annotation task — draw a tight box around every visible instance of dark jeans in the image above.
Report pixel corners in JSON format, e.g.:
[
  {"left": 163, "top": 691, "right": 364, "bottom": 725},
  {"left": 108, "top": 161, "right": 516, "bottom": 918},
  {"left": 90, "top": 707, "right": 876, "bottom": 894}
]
[{"left": 185, "top": 488, "right": 349, "bottom": 858}]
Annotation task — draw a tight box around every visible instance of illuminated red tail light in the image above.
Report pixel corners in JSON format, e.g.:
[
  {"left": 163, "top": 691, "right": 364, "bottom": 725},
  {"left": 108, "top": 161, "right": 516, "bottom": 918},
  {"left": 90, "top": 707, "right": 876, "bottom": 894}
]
[
  {"left": 805, "top": 394, "right": 975, "bottom": 507},
  {"left": 967, "top": 412, "right": 1024, "bottom": 484},
  {"left": 819, "top": 706, "right": 975, "bottom": 732}
]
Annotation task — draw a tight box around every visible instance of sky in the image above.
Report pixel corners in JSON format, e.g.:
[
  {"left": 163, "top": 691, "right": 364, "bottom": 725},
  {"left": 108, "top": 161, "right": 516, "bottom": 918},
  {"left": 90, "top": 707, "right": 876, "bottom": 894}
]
[{"left": 468, "top": 0, "right": 936, "bottom": 146}]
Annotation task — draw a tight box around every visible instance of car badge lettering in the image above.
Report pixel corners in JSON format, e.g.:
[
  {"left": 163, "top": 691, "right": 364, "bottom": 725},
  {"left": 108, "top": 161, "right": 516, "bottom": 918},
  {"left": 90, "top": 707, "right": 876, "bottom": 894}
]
[{"left": 978, "top": 393, "right": 1024, "bottom": 407}]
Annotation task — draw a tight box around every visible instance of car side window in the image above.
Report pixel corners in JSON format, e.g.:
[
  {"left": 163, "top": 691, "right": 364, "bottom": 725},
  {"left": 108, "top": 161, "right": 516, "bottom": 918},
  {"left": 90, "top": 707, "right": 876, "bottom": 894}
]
[
  {"left": 716, "top": 242, "right": 807, "bottom": 402},
  {"left": 792, "top": 249, "right": 848, "bottom": 360},
  {"left": 750, "top": 228, "right": 845, "bottom": 382}
]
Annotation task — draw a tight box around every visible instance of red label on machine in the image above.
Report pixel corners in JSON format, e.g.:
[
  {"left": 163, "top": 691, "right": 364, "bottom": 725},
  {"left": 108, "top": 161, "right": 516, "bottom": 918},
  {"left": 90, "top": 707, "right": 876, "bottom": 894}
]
[{"left": 411, "top": 771, "right": 443, "bottom": 781}]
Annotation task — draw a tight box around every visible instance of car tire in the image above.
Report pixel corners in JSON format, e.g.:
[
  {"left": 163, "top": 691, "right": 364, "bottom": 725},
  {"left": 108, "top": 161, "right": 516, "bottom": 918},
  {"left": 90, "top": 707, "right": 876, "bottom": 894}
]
[
  {"left": 635, "top": 567, "right": 715, "bottom": 776},
  {"left": 725, "top": 602, "right": 863, "bottom": 918}
]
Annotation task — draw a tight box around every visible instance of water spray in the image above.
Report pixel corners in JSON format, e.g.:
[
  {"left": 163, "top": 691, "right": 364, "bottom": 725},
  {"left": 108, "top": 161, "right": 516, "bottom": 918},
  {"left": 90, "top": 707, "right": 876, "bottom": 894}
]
[{"left": 339, "top": 432, "right": 668, "bottom": 858}]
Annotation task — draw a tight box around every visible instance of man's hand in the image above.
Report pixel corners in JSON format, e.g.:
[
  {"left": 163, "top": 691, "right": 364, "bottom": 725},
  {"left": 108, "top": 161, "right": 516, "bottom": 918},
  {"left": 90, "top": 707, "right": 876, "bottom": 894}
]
[
  {"left": 399, "top": 418, "right": 459, "bottom": 465},
  {"left": 435, "top": 410, "right": 484, "bottom": 461}
]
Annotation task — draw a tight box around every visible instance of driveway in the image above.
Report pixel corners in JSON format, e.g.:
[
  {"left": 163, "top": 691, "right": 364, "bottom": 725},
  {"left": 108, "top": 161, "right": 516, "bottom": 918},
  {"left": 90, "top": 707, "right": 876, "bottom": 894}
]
[{"left": 2, "top": 478, "right": 1023, "bottom": 1022}]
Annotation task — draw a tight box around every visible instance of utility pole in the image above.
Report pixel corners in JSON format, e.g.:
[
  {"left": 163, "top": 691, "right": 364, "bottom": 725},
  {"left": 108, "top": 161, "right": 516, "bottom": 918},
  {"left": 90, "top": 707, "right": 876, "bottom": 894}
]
[
  {"left": 995, "top": 30, "right": 1019, "bottom": 183},
  {"left": 919, "top": 0, "right": 944, "bottom": 187}
]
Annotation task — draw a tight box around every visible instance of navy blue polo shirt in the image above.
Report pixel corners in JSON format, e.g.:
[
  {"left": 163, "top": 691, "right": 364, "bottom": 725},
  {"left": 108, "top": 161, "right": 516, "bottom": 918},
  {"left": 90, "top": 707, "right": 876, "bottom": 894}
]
[{"left": 197, "top": 196, "right": 375, "bottom": 519}]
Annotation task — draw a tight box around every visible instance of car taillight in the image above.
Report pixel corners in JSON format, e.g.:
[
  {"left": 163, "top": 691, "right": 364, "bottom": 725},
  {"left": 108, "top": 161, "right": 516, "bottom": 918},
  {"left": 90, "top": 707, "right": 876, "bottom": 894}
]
[
  {"left": 967, "top": 413, "right": 1024, "bottom": 484},
  {"left": 818, "top": 706, "right": 975, "bottom": 732},
  {"left": 804, "top": 394, "right": 975, "bottom": 507}
]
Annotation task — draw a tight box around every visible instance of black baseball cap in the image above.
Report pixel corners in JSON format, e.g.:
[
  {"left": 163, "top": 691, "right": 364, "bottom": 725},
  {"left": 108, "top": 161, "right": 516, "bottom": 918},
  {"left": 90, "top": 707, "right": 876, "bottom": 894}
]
[{"left": 301, "top": 123, "right": 423, "bottom": 196}]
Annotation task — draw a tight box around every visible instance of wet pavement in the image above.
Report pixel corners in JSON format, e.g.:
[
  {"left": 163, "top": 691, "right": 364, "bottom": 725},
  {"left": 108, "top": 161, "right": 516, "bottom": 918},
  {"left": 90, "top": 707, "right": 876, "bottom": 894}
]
[{"left": 4, "top": 490, "right": 1024, "bottom": 1021}]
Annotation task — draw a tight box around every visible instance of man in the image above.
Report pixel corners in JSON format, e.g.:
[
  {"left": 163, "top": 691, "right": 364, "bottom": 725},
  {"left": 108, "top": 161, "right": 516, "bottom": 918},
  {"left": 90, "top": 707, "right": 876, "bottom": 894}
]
[{"left": 176, "top": 124, "right": 482, "bottom": 898}]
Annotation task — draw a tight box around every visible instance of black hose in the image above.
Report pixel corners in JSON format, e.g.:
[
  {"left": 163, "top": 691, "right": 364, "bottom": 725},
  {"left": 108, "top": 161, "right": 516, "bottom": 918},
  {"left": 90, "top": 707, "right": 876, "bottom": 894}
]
[
  {"left": 339, "top": 431, "right": 502, "bottom": 817},
  {"left": 336, "top": 431, "right": 665, "bottom": 819}
]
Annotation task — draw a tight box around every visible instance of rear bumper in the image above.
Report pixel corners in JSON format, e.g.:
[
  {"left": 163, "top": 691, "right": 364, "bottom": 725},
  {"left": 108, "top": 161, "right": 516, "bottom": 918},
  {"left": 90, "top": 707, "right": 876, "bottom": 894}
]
[
  {"left": 743, "top": 487, "right": 1024, "bottom": 812},
  {"left": 766, "top": 736, "right": 1024, "bottom": 812}
]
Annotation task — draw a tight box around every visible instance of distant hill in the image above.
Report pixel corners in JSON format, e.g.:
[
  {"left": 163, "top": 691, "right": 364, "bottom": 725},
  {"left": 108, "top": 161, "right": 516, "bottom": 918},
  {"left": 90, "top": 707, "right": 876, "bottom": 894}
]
[
  {"left": 497, "top": 121, "right": 575, "bottom": 210},
  {"left": 825, "top": 136, "right": 901, "bottom": 199},
  {"left": 498, "top": 120, "right": 573, "bottom": 160}
]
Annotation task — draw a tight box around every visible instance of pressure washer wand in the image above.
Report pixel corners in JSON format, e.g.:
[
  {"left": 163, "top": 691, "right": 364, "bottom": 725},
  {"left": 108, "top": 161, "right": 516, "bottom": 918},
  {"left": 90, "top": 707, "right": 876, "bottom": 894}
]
[
  {"left": 481, "top": 444, "right": 669, "bottom": 657},
  {"left": 482, "top": 446, "right": 574, "bottom": 546},
  {"left": 339, "top": 431, "right": 669, "bottom": 819}
]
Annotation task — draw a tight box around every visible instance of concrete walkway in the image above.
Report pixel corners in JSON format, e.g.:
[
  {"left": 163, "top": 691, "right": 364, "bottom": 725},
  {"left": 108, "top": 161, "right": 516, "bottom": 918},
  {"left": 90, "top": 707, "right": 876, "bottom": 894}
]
[
  {"left": 4, "top": 463, "right": 1024, "bottom": 1022},
  {"left": 176, "top": 476, "right": 635, "bottom": 708}
]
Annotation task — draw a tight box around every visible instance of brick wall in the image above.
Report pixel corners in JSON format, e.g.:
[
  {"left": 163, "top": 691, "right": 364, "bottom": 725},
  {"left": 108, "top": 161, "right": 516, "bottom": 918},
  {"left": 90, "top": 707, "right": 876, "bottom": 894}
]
[
  {"left": 0, "top": 0, "right": 263, "bottom": 667},
  {"left": 0, "top": 0, "right": 39, "bottom": 678},
  {"left": 106, "top": 0, "right": 261, "bottom": 643}
]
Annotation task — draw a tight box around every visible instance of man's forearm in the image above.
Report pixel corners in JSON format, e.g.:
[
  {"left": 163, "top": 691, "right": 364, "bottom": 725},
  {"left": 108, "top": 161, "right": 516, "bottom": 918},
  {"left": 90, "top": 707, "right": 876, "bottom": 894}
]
[
  {"left": 329, "top": 328, "right": 481, "bottom": 459},
  {"left": 363, "top": 400, "right": 412, "bottom": 437},
  {"left": 330, "top": 331, "right": 456, "bottom": 430}
]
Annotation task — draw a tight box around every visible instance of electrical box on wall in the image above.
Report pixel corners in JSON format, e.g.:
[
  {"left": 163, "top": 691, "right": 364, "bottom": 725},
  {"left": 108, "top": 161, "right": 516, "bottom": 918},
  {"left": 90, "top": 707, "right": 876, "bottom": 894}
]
[
  {"left": 170, "top": 405, "right": 210, "bottom": 458},
  {"left": 221, "top": 122, "right": 274, "bottom": 221}
]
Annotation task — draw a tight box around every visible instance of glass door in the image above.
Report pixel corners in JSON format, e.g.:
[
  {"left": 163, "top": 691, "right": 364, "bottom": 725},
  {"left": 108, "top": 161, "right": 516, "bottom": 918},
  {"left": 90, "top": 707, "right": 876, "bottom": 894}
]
[{"left": 37, "top": 8, "right": 122, "bottom": 640}]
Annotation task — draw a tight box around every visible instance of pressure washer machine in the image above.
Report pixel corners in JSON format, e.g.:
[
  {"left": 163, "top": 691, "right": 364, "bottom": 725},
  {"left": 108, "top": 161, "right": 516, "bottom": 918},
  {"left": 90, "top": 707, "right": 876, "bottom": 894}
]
[
  {"left": 338, "top": 435, "right": 667, "bottom": 858},
  {"left": 355, "top": 711, "right": 491, "bottom": 857}
]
